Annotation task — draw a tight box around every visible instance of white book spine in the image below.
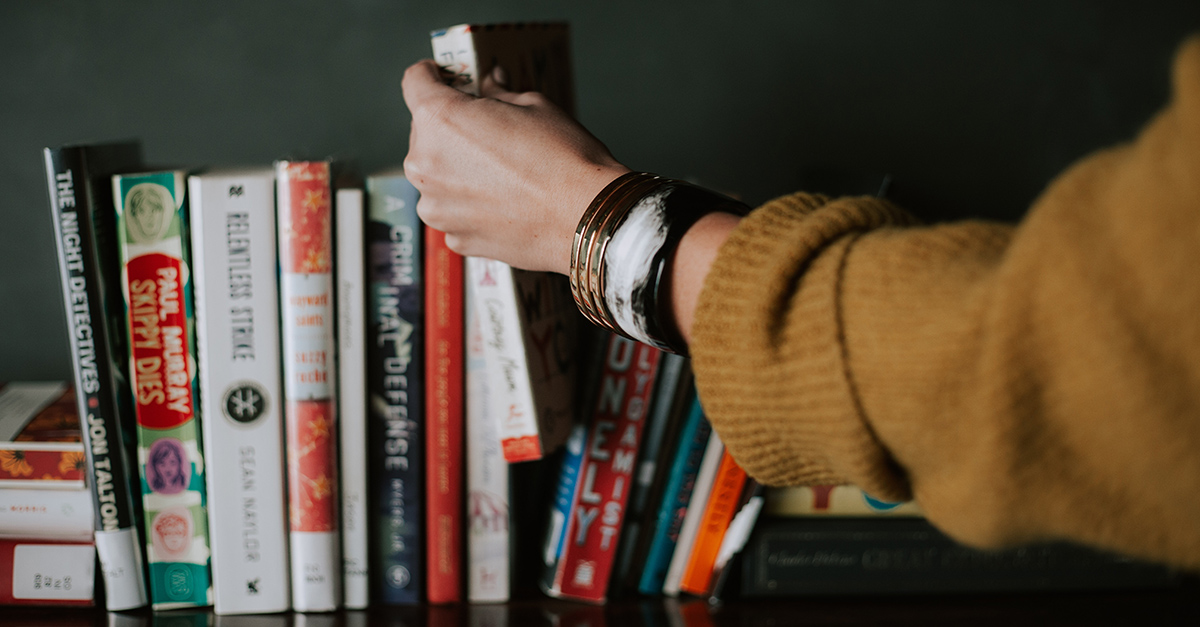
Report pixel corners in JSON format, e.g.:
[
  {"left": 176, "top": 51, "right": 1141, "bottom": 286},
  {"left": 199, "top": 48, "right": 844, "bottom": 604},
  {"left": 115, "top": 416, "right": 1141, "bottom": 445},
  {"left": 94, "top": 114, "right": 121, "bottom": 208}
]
[
  {"left": 189, "top": 169, "right": 291, "bottom": 614},
  {"left": 662, "top": 433, "right": 725, "bottom": 596},
  {"left": 0, "top": 487, "right": 93, "bottom": 540},
  {"left": 465, "top": 264, "right": 511, "bottom": 603},
  {"left": 335, "top": 187, "right": 369, "bottom": 609}
]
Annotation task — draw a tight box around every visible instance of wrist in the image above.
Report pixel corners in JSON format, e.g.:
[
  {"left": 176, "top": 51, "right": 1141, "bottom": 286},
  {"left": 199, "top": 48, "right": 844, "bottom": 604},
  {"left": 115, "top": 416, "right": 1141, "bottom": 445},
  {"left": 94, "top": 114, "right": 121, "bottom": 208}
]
[{"left": 570, "top": 173, "right": 750, "bottom": 354}]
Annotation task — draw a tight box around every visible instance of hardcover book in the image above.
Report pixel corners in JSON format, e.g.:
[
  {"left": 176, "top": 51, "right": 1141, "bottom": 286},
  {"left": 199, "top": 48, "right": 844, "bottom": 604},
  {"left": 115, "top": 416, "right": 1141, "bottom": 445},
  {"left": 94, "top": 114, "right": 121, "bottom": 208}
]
[
  {"left": 543, "top": 335, "right": 662, "bottom": 604},
  {"left": 113, "top": 169, "right": 213, "bottom": 609},
  {"left": 679, "top": 450, "right": 748, "bottom": 596},
  {"left": 336, "top": 184, "right": 369, "bottom": 610},
  {"left": 0, "top": 485, "right": 93, "bottom": 540},
  {"left": 365, "top": 169, "right": 424, "bottom": 605},
  {"left": 43, "top": 141, "right": 149, "bottom": 611},
  {"left": 432, "top": 22, "right": 581, "bottom": 462},
  {"left": 662, "top": 431, "right": 725, "bottom": 597},
  {"left": 424, "top": 224, "right": 463, "bottom": 604},
  {"left": 189, "top": 167, "right": 291, "bottom": 614},
  {"left": 276, "top": 160, "right": 341, "bottom": 612},
  {"left": 0, "top": 538, "right": 96, "bottom": 607},
  {"left": 0, "top": 382, "right": 85, "bottom": 489}
]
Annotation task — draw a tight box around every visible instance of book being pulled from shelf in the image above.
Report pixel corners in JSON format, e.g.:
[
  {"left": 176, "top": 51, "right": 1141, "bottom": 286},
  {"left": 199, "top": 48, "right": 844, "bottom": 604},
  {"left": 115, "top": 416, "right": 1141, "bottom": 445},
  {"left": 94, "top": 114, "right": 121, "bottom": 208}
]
[
  {"left": 113, "top": 169, "right": 213, "bottom": 610},
  {"left": 189, "top": 167, "right": 291, "bottom": 614},
  {"left": 432, "top": 22, "right": 581, "bottom": 463}
]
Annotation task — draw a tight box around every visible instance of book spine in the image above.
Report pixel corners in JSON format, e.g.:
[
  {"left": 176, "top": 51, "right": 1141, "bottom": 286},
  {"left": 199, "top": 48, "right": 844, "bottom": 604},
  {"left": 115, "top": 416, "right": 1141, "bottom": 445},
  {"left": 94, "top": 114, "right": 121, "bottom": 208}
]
[
  {"left": 679, "top": 450, "right": 747, "bottom": 596},
  {"left": 550, "top": 336, "right": 662, "bottom": 603},
  {"left": 276, "top": 160, "right": 341, "bottom": 612},
  {"left": 465, "top": 274, "right": 510, "bottom": 603},
  {"left": 764, "top": 484, "right": 922, "bottom": 517},
  {"left": 424, "top": 226, "right": 463, "bottom": 604},
  {"left": 638, "top": 398, "right": 710, "bottom": 596},
  {"left": 740, "top": 517, "right": 1176, "bottom": 596},
  {"left": 469, "top": 258, "right": 544, "bottom": 462},
  {"left": 366, "top": 174, "right": 424, "bottom": 605},
  {"left": 44, "top": 145, "right": 148, "bottom": 611},
  {"left": 0, "top": 538, "right": 96, "bottom": 606},
  {"left": 113, "top": 170, "right": 213, "bottom": 610},
  {"left": 0, "top": 487, "right": 94, "bottom": 540},
  {"left": 539, "top": 421, "right": 588, "bottom": 592},
  {"left": 662, "top": 431, "right": 725, "bottom": 596},
  {"left": 335, "top": 186, "right": 368, "bottom": 609},
  {"left": 609, "top": 353, "right": 688, "bottom": 594},
  {"left": 0, "top": 443, "right": 86, "bottom": 489},
  {"left": 189, "top": 169, "right": 291, "bottom": 614}
]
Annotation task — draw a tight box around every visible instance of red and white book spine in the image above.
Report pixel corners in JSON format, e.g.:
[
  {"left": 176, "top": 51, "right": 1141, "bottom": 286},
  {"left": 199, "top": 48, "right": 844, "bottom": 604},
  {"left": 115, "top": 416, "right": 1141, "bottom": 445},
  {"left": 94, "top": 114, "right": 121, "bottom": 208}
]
[
  {"left": 424, "top": 226, "right": 464, "bottom": 604},
  {"left": 335, "top": 185, "right": 370, "bottom": 609},
  {"left": 0, "top": 382, "right": 85, "bottom": 490},
  {"left": 189, "top": 167, "right": 291, "bottom": 614},
  {"left": 465, "top": 266, "right": 510, "bottom": 603},
  {"left": 277, "top": 160, "right": 340, "bottom": 612},
  {"left": 0, "top": 538, "right": 95, "bottom": 606},
  {"left": 546, "top": 336, "right": 661, "bottom": 603},
  {"left": 0, "top": 487, "right": 93, "bottom": 541},
  {"left": 662, "top": 432, "right": 724, "bottom": 597}
]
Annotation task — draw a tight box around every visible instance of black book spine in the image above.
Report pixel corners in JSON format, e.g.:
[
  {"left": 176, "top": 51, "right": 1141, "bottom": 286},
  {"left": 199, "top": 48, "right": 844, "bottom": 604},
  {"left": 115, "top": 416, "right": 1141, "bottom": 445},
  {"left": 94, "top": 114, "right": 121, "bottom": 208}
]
[{"left": 44, "top": 144, "right": 148, "bottom": 610}]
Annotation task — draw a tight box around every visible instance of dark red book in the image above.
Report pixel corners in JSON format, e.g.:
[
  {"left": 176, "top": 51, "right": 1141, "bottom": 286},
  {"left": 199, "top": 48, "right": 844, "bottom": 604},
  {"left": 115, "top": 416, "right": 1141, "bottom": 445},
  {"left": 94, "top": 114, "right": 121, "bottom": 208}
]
[
  {"left": 545, "top": 335, "right": 662, "bottom": 603},
  {"left": 424, "top": 226, "right": 464, "bottom": 603},
  {"left": 0, "top": 538, "right": 96, "bottom": 607}
]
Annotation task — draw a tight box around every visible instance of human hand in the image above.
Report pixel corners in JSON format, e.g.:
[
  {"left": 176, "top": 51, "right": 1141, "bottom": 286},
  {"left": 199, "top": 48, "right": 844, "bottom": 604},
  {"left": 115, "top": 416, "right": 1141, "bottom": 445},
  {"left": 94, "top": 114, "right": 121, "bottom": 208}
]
[{"left": 401, "top": 59, "right": 630, "bottom": 274}]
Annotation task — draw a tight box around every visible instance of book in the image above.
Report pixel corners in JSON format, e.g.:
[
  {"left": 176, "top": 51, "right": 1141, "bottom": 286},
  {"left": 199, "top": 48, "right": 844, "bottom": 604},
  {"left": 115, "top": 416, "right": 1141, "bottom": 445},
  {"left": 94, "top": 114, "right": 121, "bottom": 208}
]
[
  {"left": 424, "top": 224, "right": 464, "bottom": 604},
  {"left": 662, "top": 431, "right": 725, "bottom": 596},
  {"left": 277, "top": 160, "right": 341, "bottom": 612},
  {"left": 739, "top": 517, "right": 1177, "bottom": 596},
  {"left": 0, "top": 382, "right": 85, "bottom": 489},
  {"left": 678, "top": 450, "right": 748, "bottom": 596},
  {"left": 113, "top": 168, "right": 213, "bottom": 609},
  {"left": 465, "top": 272, "right": 510, "bottom": 603},
  {"left": 608, "top": 355, "right": 690, "bottom": 596},
  {"left": 543, "top": 335, "right": 662, "bottom": 604},
  {"left": 0, "top": 538, "right": 95, "bottom": 607},
  {"left": 43, "top": 141, "right": 149, "bottom": 611},
  {"left": 189, "top": 167, "right": 291, "bottom": 614},
  {"left": 364, "top": 170, "right": 424, "bottom": 605},
  {"left": 432, "top": 22, "right": 580, "bottom": 463},
  {"left": 0, "top": 486, "right": 93, "bottom": 540},
  {"left": 336, "top": 184, "right": 369, "bottom": 610},
  {"left": 638, "top": 396, "right": 712, "bottom": 596},
  {"left": 764, "top": 484, "right": 922, "bottom": 517}
]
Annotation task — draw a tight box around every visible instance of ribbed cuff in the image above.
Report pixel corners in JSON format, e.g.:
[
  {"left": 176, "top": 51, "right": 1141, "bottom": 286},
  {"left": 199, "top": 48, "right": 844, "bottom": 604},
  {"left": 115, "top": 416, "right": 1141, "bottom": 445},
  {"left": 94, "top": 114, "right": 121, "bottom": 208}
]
[{"left": 691, "top": 192, "right": 915, "bottom": 501}]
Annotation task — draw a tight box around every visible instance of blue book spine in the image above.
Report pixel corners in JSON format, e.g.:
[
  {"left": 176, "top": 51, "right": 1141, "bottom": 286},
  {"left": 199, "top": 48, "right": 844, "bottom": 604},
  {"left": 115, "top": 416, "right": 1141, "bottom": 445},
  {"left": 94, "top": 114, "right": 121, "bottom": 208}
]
[
  {"left": 637, "top": 395, "right": 712, "bottom": 595},
  {"left": 366, "top": 172, "right": 423, "bottom": 604},
  {"left": 539, "top": 421, "right": 589, "bottom": 591}
]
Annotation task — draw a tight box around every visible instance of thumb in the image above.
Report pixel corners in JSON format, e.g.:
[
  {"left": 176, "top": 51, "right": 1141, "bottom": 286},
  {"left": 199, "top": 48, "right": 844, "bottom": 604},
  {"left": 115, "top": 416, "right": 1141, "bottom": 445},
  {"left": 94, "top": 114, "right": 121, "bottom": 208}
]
[{"left": 479, "top": 65, "right": 520, "bottom": 102}]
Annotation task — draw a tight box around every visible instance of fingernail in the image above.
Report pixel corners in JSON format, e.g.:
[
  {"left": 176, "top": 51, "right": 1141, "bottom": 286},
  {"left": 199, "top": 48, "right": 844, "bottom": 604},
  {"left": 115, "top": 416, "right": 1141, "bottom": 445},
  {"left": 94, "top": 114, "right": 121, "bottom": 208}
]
[{"left": 491, "top": 65, "right": 509, "bottom": 87}]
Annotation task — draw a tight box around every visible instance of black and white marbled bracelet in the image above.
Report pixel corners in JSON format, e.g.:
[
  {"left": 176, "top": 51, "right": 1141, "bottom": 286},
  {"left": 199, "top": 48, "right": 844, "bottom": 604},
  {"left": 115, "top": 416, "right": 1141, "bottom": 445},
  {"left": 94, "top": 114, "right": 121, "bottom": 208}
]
[{"left": 571, "top": 173, "right": 750, "bottom": 354}]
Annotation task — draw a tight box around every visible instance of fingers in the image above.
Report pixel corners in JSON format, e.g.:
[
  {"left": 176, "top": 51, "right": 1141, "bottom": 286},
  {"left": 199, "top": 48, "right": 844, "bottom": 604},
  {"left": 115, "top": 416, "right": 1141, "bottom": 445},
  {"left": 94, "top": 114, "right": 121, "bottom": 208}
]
[
  {"left": 402, "top": 59, "right": 466, "bottom": 116},
  {"left": 479, "top": 65, "right": 553, "bottom": 108}
]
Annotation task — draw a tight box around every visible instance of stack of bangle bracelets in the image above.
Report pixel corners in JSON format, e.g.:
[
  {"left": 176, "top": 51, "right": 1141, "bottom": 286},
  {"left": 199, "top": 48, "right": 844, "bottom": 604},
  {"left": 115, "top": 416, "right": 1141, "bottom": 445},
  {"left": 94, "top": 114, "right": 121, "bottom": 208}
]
[{"left": 569, "top": 171, "right": 750, "bottom": 355}]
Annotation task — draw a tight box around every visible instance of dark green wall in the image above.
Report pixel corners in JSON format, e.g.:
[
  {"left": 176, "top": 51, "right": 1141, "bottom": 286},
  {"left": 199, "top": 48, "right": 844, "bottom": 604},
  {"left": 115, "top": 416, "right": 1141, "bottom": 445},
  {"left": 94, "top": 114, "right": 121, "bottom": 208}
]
[{"left": 3, "top": 1, "right": 1198, "bottom": 380}]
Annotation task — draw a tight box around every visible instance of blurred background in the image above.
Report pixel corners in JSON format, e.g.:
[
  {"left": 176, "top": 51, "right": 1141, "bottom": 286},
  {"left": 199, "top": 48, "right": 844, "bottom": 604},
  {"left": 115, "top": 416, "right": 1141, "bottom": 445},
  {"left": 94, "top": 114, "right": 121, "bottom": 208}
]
[{"left": 3, "top": 0, "right": 1199, "bottom": 381}]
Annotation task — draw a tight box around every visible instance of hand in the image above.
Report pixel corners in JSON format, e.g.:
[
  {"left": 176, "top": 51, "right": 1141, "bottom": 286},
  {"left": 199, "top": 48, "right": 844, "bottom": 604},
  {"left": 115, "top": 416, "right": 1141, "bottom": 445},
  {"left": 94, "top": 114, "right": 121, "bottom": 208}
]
[{"left": 401, "top": 59, "right": 630, "bottom": 274}]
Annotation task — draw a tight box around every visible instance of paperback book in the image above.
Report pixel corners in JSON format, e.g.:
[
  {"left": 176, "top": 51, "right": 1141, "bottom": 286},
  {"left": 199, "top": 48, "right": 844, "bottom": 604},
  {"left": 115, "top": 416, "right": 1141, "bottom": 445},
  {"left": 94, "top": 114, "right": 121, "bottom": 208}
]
[
  {"left": 189, "top": 167, "right": 291, "bottom": 614},
  {"left": 43, "top": 141, "right": 149, "bottom": 610},
  {"left": 113, "top": 169, "right": 213, "bottom": 609}
]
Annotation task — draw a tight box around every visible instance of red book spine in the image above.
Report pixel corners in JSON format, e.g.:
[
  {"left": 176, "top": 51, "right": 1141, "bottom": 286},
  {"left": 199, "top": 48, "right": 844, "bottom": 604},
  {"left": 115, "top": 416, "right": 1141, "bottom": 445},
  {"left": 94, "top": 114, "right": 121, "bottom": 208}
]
[
  {"left": 0, "top": 538, "right": 96, "bottom": 606},
  {"left": 554, "top": 336, "right": 661, "bottom": 603},
  {"left": 425, "top": 226, "right": 464, "bottom": 603}
]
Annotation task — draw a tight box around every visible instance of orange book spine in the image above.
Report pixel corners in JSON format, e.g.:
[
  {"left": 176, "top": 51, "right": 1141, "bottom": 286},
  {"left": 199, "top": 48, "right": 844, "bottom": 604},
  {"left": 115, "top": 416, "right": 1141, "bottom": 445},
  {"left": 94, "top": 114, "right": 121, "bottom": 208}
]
[{"left": 679, "top": 450, "right": 747, "bottom": 596}]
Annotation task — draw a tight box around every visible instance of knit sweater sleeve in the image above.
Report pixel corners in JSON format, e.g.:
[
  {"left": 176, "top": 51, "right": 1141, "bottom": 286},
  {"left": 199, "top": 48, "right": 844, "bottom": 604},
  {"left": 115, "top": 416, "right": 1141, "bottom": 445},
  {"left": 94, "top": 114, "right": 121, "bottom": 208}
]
[{"left": 691, "top": 36, "right": 1200, "bottom": 569}]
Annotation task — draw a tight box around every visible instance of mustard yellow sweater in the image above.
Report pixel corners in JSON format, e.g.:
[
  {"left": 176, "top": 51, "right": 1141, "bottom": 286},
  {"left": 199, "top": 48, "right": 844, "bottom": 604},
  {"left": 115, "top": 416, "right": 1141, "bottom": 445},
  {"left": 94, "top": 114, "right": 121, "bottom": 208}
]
[{"left": 692, "top": 36, "right": 1200, "bottom": 570}]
